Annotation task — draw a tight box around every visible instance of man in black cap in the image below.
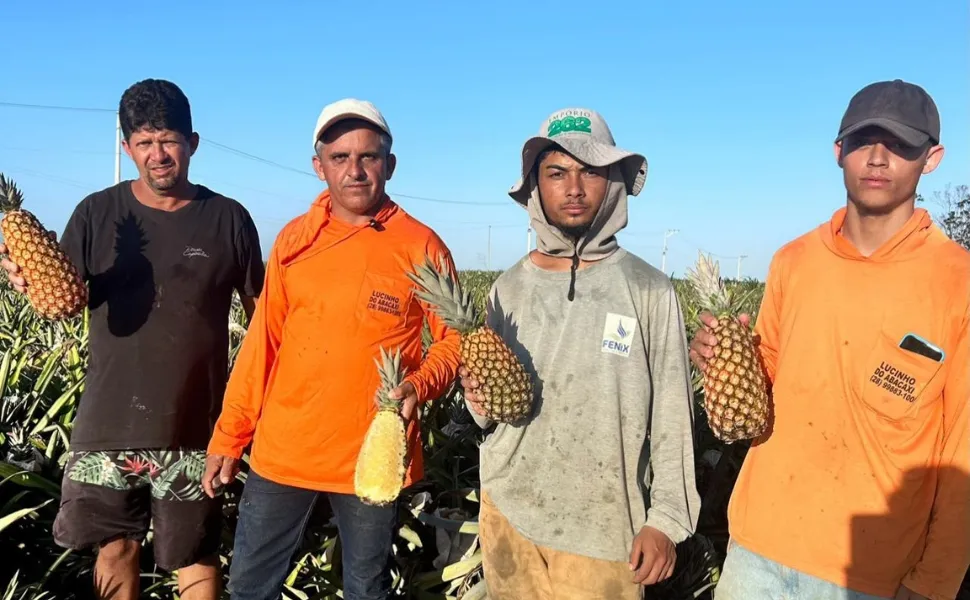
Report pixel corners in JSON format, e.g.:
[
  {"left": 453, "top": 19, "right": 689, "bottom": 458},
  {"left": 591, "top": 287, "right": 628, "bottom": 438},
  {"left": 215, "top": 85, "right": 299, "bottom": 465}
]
[{"left": 690, "top": 79, "right": 970, "bottom": 600}]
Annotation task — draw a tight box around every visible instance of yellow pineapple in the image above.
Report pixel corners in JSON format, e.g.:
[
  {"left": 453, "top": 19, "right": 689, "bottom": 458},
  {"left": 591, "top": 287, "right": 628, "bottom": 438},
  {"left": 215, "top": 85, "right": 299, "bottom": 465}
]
[
  {"left": 685, "top": 251, "right": 769, "bottom": 443},
  {"left": 406, "top": 256, "right": 534, "bottom": 424},
  {"left": 355, "top": 346, "right": 409, "bottom": 506},
  {"left": 0, "top": 173, "right": 87, "bottom": 320}
]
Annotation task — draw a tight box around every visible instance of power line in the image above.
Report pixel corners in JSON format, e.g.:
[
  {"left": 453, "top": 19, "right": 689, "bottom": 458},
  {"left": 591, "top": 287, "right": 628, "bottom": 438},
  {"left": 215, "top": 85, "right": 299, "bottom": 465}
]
[
  {"left": 0, "top": 145, "right": 114, "bottom": 156},
  {"left": 672, "top": 233, "right": 743, "bottom": 262},
  {"left": 200, "top": 138, "right": 315, "bottom": 178},
  {"left": 0, "top": 100, "right": 507, "bottom": 207},
  {"left": 0, "top": 99, "right": 756, "bottom": 268},
  {"left": 0, "top": 101, "right": 115, "bottom": 114}
]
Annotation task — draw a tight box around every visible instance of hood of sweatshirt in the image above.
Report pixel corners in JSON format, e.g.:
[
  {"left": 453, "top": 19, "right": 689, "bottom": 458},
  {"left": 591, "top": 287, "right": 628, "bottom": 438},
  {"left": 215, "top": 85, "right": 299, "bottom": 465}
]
[
  {"left": 278, "top": 188, "right": 400, "bottom": 267},
  {"left": 819, "top": 206, "right": 941, "bottom": 262},
  {"left": 520, "top": 163, "right": 630, "bottom": 259},
  {"left": 508, "top": 108, "right": 648, "bottom": 300}
]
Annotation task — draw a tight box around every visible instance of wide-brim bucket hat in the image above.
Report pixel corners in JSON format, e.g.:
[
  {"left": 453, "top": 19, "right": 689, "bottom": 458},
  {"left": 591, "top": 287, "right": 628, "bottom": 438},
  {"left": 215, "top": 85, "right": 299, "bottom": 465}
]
[{"left": 508, "top": 108, "right": 648, "bottom": 205}]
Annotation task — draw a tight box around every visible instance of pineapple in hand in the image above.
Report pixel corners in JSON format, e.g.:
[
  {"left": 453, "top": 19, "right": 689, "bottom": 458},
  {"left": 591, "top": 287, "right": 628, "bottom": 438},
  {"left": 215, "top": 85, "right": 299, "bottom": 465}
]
[
  {"left": 406, "top": 255, "right": 534, "bottom": 424},
  {"left": 686, "top": 251, "right": 769, "bottom": 443},
  {"left": 0, "top": 173, "right": 87, "bottom": 320},
  {"left": 354, "top": 346, "right": 411, "bottom": 506}
]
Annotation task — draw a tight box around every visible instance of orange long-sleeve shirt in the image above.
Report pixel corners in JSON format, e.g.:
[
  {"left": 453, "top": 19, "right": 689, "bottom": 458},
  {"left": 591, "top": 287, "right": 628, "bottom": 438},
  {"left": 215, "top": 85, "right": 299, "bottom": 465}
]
[
  {"left": 729, "top": 207, "right": 970, "bottom": 600},
  {"left": 207, "top": 190, "right": 461, "bottom": 493}
]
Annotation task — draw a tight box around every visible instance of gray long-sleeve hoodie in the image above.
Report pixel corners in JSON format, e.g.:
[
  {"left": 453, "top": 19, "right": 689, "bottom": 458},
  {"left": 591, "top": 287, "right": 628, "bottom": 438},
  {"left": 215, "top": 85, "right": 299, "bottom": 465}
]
[{"left": 471, "top": 166, "right": 701, "bottom": 563}]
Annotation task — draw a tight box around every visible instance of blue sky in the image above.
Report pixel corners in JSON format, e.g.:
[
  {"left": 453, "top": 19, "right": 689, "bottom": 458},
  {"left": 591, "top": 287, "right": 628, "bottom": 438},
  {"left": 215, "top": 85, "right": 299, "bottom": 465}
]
[{"left": 2, "top": 0, "right": 967, "bottom": 280}]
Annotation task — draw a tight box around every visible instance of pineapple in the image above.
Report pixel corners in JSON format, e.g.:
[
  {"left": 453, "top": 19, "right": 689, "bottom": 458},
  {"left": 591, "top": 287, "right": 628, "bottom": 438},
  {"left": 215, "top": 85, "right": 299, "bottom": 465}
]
[
  {"left": 355, "top": 346, "right": 409, "bottom": 506},
  {"left": 685, "top": 252, "right": 769, "bottom": 443},
  {"left": 407, "top": 256, "right": 533, "bottom": 424},
  {"left": 0, "top": 174, "right": 87, "bottom": 320}
]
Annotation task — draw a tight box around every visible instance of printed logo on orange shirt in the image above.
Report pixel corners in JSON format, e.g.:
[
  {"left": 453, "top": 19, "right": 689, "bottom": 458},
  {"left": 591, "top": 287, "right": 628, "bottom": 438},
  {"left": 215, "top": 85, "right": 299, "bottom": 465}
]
[
  {"left": 869, "top": 361, "right": 917, "bottom": 403},
  {"left": 367, "top": 290, "right": 403, "bottom": 316}
]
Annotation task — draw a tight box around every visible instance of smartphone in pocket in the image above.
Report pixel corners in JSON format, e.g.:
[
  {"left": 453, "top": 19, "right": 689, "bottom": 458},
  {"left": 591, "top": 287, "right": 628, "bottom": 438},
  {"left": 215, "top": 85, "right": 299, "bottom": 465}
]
[{"left": 898, "top": 333, "right": 945, "bottom": 363}]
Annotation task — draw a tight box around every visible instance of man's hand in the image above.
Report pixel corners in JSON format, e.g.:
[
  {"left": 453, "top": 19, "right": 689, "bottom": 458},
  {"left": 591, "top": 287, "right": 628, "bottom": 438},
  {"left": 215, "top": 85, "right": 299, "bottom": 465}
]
[
  {"left": 629, "top": 526, "right": 676, "bottom": 586},
  {"left": 202, "top": 454, "right": 239, "bottom": 498},
  {"left": 893, "top": 586, "right": 928, "bottom": 600},
  {"left": 0, "top": 243, "right": 27, "bottom": 293},
  {"left": 387, "top": 381, "right": 418, "bottom": 421},
  {"left": 458, "top": 366, "right": 486, "bottom": 417},
  {"left": 688, "top": 311, "right": 754, "bottom": 372}
]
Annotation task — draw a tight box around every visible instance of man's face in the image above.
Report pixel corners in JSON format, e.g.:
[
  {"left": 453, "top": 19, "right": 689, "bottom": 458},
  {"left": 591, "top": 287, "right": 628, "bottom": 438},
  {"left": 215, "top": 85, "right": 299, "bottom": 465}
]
[
  {"left": 536, "top": 149, "right": 609, "bottom": 240},
  {"left": 835, "top": 126, "right": 944, "bottom": 215},
  {"left": 122, "top": 127, "right": 198, "bottom": 193},
  {"left": 312, "top": 120, "right": 396, "bottom": 218}
]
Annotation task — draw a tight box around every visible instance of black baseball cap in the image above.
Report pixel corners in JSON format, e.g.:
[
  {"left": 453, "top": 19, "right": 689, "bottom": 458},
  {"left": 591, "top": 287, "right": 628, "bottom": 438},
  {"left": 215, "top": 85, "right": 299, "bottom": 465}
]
[{"left": 835, "top": 79, "right": 940, "bottom": 148}]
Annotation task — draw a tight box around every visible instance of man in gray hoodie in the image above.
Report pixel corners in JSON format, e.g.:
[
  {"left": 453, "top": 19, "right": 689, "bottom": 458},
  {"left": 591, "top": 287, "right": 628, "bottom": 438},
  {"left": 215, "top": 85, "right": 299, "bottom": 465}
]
[{"left": 460, "top": 108, "right": 701, "bottom": 599}]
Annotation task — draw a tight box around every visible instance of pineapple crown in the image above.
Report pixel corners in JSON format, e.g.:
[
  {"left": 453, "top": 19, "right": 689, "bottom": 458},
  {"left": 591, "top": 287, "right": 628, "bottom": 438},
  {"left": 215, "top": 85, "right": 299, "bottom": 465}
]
[
  {"left": 684, "top": 251, "right": 734, "bottom": 315},
  {"left": 684, "top": 251, "right": 758, "bottom": 318},
  {"left": 406, "top": 255, "right": 478, "bottom": 334},
  {"left": 374, "top": 346, "right": 408, "bottom": 411},
  {"left": 0, "top": 173, "right": 25, "bottom": 213}
]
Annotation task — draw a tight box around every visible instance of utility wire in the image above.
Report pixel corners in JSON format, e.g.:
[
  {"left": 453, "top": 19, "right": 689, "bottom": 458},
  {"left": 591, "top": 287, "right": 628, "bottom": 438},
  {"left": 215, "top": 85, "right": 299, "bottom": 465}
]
[
  {"left": 0, "top": 100, "right": 753, "bottom": 264},
  {"left": 0, "top": 100, "right": 507, "bottom": 207},
  {"left": 200, "top": 138, "right": 316, "bottom": 178},
  {"left": 673, "top": 233, "right": 741, "bottom": 261},
  {"left": 0, "top": 101, "right": 116, "bottom": 114}
]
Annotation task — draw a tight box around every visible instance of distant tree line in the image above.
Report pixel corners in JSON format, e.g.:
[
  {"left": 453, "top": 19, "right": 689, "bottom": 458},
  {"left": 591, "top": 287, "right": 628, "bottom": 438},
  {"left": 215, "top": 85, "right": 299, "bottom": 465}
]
[{"left": 920, "top": 183, "right": 970, "bottom": 250}]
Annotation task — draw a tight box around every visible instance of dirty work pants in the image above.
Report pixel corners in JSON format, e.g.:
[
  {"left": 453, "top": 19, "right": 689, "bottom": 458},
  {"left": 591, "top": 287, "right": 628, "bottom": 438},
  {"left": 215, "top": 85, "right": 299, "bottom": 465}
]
[{"left": 479, "top": 491, "right": 644, "bottom": 600}]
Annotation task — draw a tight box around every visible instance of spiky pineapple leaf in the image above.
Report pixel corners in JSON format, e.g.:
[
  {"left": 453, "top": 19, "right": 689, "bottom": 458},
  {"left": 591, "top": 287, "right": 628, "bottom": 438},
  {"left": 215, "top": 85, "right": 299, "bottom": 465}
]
[
  {"left": 407, "top": 256, "right": 479, "bottom": 333},
  {"left": 0, "top": 173, "right": 26, "bottom": 214}
]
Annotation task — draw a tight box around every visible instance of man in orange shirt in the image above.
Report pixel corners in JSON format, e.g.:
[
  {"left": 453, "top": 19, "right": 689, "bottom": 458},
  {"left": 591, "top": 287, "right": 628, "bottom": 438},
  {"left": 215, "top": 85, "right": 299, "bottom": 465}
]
[
  {"left": 690, "top": 80, "right": 970, "bottom": 600},
  {"left": 201, "top": 99, "right": 462, "bottom": 600}
]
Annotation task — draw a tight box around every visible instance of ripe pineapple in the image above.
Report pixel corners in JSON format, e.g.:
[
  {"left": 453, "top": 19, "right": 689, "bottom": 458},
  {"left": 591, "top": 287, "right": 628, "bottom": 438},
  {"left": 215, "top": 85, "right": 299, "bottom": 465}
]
[
  {"left": 407, "top": 256, "right": 533, "bottom": 424},
  {"left": 0, "top": 174, "right": 87, "bottom": 320},
  {"left": 355, "top": 346, "right": 409, "bottom": 506},
  {"left": 685, "top": 252, "right": 769, "bottom": 443}
]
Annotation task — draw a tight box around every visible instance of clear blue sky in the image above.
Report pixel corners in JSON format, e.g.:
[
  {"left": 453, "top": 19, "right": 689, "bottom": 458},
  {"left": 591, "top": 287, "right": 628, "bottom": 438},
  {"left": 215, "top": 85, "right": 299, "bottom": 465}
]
[{"left": 2, "top": 0, "right": 967, "bottom": 280}]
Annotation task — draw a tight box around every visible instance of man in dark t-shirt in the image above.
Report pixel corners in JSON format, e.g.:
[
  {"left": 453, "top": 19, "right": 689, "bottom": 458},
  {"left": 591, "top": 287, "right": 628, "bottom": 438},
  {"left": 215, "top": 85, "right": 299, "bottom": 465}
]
[{"left": 0, "top": 79, "right": 264, "bottom": 600}]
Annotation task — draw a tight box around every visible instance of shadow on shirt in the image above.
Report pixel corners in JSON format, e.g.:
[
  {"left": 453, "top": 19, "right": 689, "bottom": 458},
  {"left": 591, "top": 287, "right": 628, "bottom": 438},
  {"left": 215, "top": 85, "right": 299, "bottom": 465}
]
[
  {"left": 489, "top": 293, "right": 544, "bottom": 424},
  {"left": 87, "top": 213, "right": 155, "bottom": 337},
  {"left": 848, "top": 464, "right": 970, "bottom": 598}
]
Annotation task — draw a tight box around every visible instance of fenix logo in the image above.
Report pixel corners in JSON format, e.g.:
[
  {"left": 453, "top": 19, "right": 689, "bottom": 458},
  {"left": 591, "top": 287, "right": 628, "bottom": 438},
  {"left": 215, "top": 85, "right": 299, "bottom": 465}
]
[{"left": 602, "top": 312, "right": 636, "bottom": 358}]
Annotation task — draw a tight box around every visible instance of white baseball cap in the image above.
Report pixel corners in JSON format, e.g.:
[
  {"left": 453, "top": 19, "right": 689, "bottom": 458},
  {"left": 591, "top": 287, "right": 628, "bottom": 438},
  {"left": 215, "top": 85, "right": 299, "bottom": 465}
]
[{"left": 312, "top": 98, "right": 392, "bottom": 149}]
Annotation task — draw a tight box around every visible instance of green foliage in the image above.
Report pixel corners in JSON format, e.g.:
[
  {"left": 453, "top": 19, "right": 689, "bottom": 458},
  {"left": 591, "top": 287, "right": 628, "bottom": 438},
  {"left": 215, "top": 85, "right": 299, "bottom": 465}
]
[
  {"left": 7, "top": 268, "right": 963, "bottom": 599},
  {"left": 936, "top": 183, "right": 970, "bottom": 250}
]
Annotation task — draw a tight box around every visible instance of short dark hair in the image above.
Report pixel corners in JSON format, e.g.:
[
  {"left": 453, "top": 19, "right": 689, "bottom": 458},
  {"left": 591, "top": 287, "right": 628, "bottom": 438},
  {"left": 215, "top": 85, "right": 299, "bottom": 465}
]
[{"left": 118, "top": 79, "right": 193, "bottom": 141}]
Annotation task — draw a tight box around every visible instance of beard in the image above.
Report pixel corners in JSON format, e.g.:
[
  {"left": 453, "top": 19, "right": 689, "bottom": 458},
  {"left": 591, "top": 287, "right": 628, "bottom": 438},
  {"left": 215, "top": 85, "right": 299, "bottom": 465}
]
[
  {"left": 145, "top": 170, "right": 180, "bottom": 193},
  {"left": 551, "top": 219, "right": 592, "bottom": 242}
]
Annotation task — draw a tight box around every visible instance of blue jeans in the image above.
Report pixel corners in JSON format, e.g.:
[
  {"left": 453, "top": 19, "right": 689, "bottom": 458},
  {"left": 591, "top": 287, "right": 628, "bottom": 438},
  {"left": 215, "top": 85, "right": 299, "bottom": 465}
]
[
  {"left": 227, "top": 469, "right": 399, "bottom": 600},
  {"left": 715, "top": 540, "right": 892, "bottom": 600}
]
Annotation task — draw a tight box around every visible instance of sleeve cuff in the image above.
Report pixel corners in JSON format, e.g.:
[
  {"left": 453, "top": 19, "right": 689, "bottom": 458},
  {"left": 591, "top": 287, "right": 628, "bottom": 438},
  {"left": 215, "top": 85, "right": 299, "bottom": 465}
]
[
  {"left": 206, "top": 434, "right": 247, "bottom": 460},
  {"left": 404, "top": 374, "right": 431, "bottom": 405},
  {"left": 466, "top": 399, "right": 493, "bottom": 429},
  {"left": 645, "top": 510, "right": 692, "bottom": 545}
]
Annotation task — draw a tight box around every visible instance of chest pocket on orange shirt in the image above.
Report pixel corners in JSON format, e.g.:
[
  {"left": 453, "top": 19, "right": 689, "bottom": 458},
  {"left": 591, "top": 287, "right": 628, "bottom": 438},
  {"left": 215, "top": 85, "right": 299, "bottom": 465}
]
[
  {"left": 354, "top": 271, "right": 414, "bottom": 336},
  {"left": 858, "top": 330, "right": 946, "bottom": 421}
]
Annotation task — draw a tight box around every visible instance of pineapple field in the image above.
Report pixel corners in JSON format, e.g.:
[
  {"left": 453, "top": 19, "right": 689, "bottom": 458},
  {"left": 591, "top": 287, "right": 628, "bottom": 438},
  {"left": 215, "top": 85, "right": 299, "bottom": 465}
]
[
  {"left": 1, "top": 269, "right": 965, "bottom": 599},
  {"left": 0, "top": 271, "right": 756, "bottom": 600}
]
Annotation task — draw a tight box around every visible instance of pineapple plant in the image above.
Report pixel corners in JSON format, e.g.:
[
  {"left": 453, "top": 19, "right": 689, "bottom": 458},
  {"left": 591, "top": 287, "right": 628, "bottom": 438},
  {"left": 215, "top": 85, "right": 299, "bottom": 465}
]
[
  {"left": 685, "top": 251, "right": 769, "bottom": 443},
  {"left": 406, "top": 256, "right": 534, "bottom": 424},
  {"left": 355, "top": 346, "right": 410, "bottom": 506},
  {"left": 0, "top": 173, "right": 87, "bottom": 320}
]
